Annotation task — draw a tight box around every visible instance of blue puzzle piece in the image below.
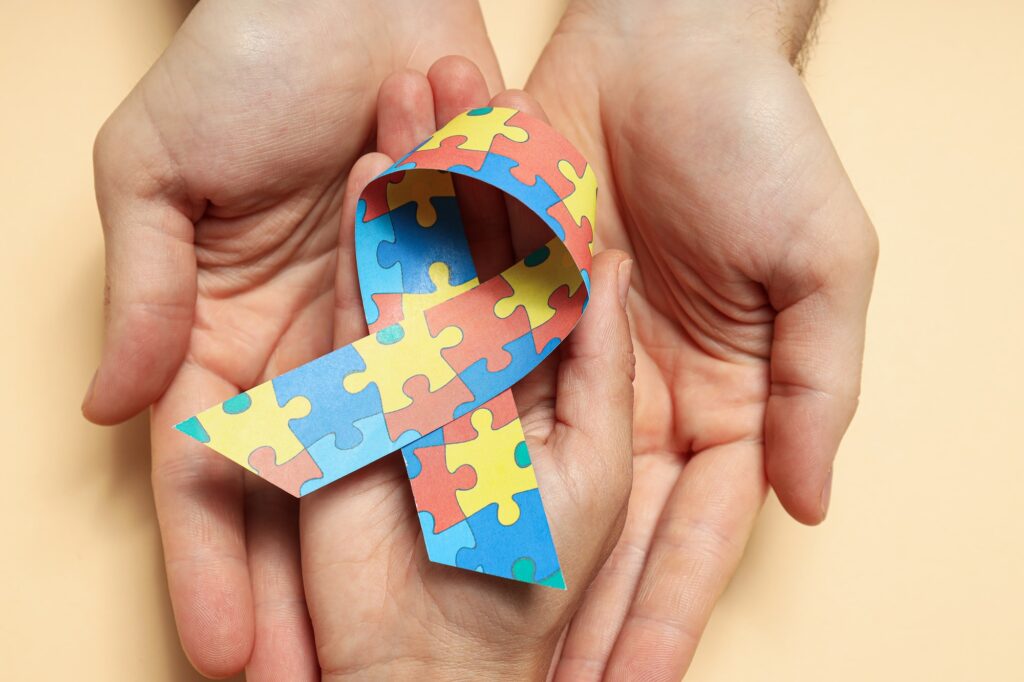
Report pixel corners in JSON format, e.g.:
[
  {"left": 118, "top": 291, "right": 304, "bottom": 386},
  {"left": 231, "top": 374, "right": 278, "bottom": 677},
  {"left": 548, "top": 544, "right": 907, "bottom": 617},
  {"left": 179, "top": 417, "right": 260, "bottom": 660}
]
[
  {"left": 451, "top": 153, "right": 565, "bottom": 241},
  {"left": 354, "top": 198, "right": 404, "bottom": 325},
  {"left": 273, "top": 344, "right": 385, "bottom": 454},
  {"left": 456, "top": 488, "right": 561, "bottom": 586},
  {"left": 418, "top": 511, "right": 476, "bottom": 567},
  {"left": 376, "top": 198, "right": 476, "bottom": 294},
  {"left": 403, "top": 449, "right": 422, "bottom": 479},
  {"left": 299, "top": 412, "right": 400, "bottom": 495}
]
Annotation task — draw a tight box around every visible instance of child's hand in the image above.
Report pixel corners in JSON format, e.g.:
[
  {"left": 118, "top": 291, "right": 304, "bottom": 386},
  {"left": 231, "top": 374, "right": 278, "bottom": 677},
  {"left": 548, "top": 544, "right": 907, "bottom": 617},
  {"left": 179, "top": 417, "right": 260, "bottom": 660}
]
[{"left": 299, "top": 57, "right": 635, "bottom": 678}]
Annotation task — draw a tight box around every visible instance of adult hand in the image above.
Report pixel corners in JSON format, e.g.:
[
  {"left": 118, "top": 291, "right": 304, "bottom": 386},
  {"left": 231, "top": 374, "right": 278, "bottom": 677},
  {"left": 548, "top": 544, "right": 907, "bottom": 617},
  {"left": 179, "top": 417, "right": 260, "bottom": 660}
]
[
  {"left": 527, "top": 1, "right": 879, "bottom": 677},
  {"left": 83, "top": 2, "right": 500, "bottom": 678},
  {"left": 302, "top": 58, "right": 635, "bottom": 679}
]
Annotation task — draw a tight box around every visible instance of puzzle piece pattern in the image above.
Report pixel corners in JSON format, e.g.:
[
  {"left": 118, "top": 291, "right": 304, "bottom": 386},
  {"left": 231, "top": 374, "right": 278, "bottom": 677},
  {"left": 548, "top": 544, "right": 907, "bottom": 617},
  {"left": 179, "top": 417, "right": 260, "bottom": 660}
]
[
  {"left": 456, "top": 488, "right": 562, "bottom": 585},
  {"left": 177, "top": 107, "right": 597, "bottom": 589},
  {"left": 445, "top": 409, "right": 538, "bottom": 524},
  {"left": 385, "top": 168, "right": 456, "bottom": 227},
  {"left": 189, "top": 382, "right": 311, "bottom": 471},
  {"left": 249, "top": 446, "right": 322, "bottom": 497},
  {"left": 408, "top": 444, "right": 477, "bottom": 532}
]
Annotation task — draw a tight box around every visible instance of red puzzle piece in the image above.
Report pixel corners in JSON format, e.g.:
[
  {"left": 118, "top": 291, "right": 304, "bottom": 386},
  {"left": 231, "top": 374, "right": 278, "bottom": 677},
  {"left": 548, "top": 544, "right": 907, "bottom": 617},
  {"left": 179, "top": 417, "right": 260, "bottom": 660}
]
[
  {"left": 384, "top": 374, "right": 475, "bottom": 441},
  {"left": 425, "top": 275, "right": 532, "bottom": 373},
  {"left": 248, "top": 446, "right": 323, "bottom": 497},
  {"left": 369, "top": 292, "right": 405, "bottom": 333},
  {"left": 408, "top": 444, "right": 476, "bottom": 532},
  {"left": 533, "top": 283, "right": 587, "bottom": 354},
  {"left": 443, "top": 391, "right": 520, "bottom": 444},
  {"left": 490, "top": 111, "right": 588, "bottom": 198},
  {"left": 401, "top": 135, "right": 487, "bottom": 172},
  {"left": 360, "top": 172, "right": 402, "bottom": 224}
]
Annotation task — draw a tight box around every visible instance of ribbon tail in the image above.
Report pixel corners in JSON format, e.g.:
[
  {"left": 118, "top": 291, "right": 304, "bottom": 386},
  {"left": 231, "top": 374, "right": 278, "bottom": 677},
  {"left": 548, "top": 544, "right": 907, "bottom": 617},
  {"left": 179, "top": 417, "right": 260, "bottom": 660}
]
[{"left": 404, "top": 391, "right": 565, "bottom": 589}]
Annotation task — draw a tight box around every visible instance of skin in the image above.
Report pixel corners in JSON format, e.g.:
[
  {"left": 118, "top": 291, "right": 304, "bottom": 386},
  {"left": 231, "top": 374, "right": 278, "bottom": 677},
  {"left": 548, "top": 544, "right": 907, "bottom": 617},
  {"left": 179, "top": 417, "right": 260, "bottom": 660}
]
[
  {"left": 84, "top": 2, "right": 503, "bottom": 678},
  {"left": 84, "top": 0, "right": 877, "bottom": 679},
  {"left": 526, "top": 1, "right": 878, "bottom": 678}
]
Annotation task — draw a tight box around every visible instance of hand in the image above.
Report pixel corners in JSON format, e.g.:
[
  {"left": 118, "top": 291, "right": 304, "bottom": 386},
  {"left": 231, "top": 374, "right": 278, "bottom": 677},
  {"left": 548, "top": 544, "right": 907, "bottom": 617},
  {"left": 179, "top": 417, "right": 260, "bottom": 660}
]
[
  {"left": 527, "top": 1, "right": 879, "bottom": 677},
  {"left": 301, "top": 59, "right": 635, "bottom": 679},
  {"left": 82, "top": 2, "right": 501, "bottom": 677}
]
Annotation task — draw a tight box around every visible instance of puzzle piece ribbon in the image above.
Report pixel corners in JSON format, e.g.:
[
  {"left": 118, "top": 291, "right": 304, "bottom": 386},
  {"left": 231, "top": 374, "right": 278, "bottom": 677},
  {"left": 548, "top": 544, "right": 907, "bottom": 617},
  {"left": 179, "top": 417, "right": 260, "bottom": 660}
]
[{"left": 176, "top": 107, "right": 597, "bottom": 588}]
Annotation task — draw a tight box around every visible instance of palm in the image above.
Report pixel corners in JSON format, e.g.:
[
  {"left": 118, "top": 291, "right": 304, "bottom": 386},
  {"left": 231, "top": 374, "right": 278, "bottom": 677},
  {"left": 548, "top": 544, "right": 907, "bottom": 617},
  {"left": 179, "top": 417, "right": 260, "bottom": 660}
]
[
  {"left": 301, "top": 383, "right": 610, "bottom": 678},
  {"left": 528, "top": 14, "right": 876, "bottom": 679},
  {"left": 144, "top": 0, "right": 503, "bottom": 390}
]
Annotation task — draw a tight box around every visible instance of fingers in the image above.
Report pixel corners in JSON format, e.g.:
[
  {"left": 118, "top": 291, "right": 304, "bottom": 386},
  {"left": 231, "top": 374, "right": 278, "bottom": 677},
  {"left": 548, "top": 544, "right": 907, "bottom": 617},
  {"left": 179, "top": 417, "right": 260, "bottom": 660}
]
[
  {"left": 766, "top": 208, "right": 879, "bottom": 524},
  {"left": 376, "top": 70, "right": 437, "bottom": 160},
  {"left": 555, "top": 454, "right": 680, "bottom": 681},
  {"left": 601, "top": 441, "right": 767, "bottom": 680},
  {"left": 548, "top": 251, "right": 635, "bottom": 578},
  {"left": 553, "top": 250, "right": 635, "bottom": 471},
  {"left": 243, "top": 478, "right": 319, "bottom": 682},
  {"left": 429, "top": 55, "right": 493, "bottom": 127},
  {"left": 82, "top": 112, "right": 198, "bottom": 424},
  {"left": 150, "top": 364, "right": 253, "bottom": 678}
]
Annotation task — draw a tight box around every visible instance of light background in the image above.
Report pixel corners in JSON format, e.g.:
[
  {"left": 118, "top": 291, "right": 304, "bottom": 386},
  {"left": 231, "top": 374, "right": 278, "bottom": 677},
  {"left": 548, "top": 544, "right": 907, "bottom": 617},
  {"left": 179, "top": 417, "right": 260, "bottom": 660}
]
[{"left": 2, "top": 1, "right": 1021, "bottom": 680}]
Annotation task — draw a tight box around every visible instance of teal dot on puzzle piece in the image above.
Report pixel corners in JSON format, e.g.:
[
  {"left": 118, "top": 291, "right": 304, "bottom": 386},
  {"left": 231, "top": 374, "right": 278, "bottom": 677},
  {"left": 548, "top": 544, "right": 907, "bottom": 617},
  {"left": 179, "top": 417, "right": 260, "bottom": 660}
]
[
  {"left": 467, "top": 107, "right": 493, "bottom": 117},
  {"left": 456, "top": 488, "right": 560, "bottom": 585},
  {"left": 513, "top": 557, "right": 566, "bottom": 589},
  {"left": 175, "top": 416, "right": 210, "bottom": 443},
  {"left": 514, "top": 441, "right": 531, "bottom": 468},
  {"left": 376, "top": 323, "right": 405, "bottom": 345},
  {"left": 222, "top": 393, "right": 252, "bottom": 414},
  {"left": 524, "top": 245, "right": 550, "bottom": 267}
]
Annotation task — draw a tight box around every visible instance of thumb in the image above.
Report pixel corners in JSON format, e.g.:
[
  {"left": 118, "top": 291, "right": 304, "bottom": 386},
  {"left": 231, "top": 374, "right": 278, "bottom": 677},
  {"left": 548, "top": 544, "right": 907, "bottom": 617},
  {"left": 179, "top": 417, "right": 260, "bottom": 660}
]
[
  {"left": 765, "top": 208, "right": 879, "bottom": 525},
  {"left": 82, "top": 110, "right": 197, "bottom": 425},
  {"left": 553, "top": 249, "right": 635, "bottom": 482}
]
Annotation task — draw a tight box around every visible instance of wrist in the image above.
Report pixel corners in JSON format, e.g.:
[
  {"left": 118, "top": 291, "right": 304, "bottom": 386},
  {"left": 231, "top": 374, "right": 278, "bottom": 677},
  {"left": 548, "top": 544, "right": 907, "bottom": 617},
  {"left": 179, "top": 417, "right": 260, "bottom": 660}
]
[{"left": 562, "top": 0, "right": 822, "bottom": 65}]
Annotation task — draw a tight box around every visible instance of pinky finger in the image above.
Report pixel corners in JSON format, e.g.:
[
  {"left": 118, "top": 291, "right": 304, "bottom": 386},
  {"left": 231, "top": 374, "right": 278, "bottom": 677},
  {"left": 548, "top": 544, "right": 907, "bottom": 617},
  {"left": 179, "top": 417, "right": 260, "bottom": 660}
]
[{"left": 603, "top": 441, "right": 767, "bottom": 679}]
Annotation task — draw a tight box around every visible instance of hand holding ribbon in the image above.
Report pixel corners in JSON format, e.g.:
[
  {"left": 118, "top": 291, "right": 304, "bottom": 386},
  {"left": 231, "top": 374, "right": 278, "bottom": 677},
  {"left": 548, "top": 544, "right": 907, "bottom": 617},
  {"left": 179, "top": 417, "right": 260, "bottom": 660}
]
[{"left": 177, "top": 103, "right": 600, "bottom": 587}]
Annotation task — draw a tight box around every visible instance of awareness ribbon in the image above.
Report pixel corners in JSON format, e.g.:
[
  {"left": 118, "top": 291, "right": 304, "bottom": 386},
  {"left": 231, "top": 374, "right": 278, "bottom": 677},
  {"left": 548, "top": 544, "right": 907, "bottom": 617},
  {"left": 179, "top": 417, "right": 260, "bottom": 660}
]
[{"left": 176, "top": 107, "right": 596, "bottom": 588}]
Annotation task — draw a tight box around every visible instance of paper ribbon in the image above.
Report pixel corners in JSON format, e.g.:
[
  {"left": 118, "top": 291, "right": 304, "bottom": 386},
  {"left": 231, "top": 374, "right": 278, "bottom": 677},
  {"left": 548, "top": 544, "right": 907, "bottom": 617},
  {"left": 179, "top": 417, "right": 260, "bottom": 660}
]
[{"left": 176, "top": 107, "right": 596, "bottom": 588}]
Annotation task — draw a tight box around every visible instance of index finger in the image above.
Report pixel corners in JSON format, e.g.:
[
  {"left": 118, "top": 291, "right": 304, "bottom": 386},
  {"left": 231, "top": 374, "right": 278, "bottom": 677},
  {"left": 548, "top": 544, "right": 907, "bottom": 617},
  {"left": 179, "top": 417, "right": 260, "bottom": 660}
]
[{"left": 151, "top": 363, "right": 254, "bottom": 678}]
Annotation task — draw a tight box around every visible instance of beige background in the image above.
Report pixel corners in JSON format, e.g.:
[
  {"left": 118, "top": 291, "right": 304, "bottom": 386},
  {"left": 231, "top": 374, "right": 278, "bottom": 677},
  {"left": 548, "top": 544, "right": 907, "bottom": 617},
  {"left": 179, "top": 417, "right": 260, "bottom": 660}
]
[{"left": 2, "top": 0, "right": 1021, "bottom": 679}]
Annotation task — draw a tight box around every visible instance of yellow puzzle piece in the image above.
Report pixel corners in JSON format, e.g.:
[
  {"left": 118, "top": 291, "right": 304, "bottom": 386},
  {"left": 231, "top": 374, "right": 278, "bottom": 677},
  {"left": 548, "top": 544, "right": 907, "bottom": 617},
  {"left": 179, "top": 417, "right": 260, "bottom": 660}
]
[
  {"left": 446, "top": 409, "right": 539, "bottom": 525},
  {"left": 194, "top": 382, "right": 311, "bottom": 469},
  {"left": 494, "top": 238, "right": 583, "bottom": 329},
  {"left": 417, "top": 107, "right": 528, "bottom": 153},
  {"left": 344, "top": 312, "right": 463, "bottom": 412},
  {"left": 386, "top": 170, "right": 455, "bottom": 227},
  {"left": 557, "top": 160, "right": 598, "bottom": 228}
]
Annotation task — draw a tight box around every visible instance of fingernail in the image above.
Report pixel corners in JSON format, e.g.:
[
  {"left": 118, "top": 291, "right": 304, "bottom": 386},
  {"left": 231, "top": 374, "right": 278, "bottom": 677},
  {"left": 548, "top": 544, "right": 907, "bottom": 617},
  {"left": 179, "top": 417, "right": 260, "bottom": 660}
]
[
  {"left": 617, "top": 259, "right": 633, "bottom": 308},
  {"left": 82, "top": 370, "right": 98, "bottom": 411},
  {"left": 820, "top": 466, "right": 834, "bottom": 519}
]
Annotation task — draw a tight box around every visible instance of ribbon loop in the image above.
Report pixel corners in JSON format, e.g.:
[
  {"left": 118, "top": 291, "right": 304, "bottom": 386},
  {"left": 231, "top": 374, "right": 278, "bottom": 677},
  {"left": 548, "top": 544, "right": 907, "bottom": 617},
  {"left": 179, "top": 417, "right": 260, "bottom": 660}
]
[{"left": 177, "top": 107, "right": 596, "bottom": 587}]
